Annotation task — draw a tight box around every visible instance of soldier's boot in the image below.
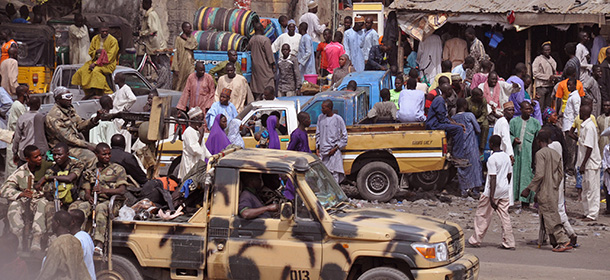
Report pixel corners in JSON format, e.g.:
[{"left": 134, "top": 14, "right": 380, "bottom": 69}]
[{"left": 30, "top": 234, "right": 42, "bottom": 252}]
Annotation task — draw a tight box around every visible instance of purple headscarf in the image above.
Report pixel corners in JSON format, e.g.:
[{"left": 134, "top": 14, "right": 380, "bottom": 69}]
[
  {"left": 267, "top": 115, "right": 281, "bottom": 149},
  {"left": 206, "top": 114, "right": 231, "bottom": 155}
]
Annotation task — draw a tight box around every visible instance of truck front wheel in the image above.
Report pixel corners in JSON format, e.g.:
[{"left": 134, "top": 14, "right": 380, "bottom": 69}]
[
  {"left": 97, "top": 255, "right": 143, "bottom": 280},
  {"left": 357, "top": 267, "right": 411, "bottom": 280},
  {"left": 357, "top": 162, "right": 398, "bottom": 202}
]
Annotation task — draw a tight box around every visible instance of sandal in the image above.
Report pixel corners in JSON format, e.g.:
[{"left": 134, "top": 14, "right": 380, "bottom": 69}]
[
  {"left": 94, "top": 246, "right": 103, "bottom": 256},
  {"left": 552, "top": 242, "right": 573, "bottom": 252}
]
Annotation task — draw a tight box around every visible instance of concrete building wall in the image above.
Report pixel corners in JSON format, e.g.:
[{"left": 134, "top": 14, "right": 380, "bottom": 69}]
[{"left": 83, "top": 0, "right": 331, "bottom": 48}]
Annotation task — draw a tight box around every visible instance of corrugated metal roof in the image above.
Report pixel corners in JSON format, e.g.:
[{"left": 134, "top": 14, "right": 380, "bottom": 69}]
[{"left": 390, "top": 0, "right": 610, "bottom": 15}]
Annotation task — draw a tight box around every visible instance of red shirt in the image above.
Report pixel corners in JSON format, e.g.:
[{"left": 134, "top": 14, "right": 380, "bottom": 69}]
[
  {"left": 317, "top": 42, "right": 329, "bottom": 70},
  {"left": 324, "top": 42, "right": 345, "bottom": 73}
]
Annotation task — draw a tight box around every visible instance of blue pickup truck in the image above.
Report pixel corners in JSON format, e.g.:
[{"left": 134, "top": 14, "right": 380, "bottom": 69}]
[
  {"left": 335, "top": 70, "right": 392, "bottom": 110},
  {"left": 193, "top": 17, "right": 282, "bottom": 82}
]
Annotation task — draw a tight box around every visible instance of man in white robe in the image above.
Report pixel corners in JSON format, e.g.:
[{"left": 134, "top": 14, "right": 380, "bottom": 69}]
[
  {"left": 299, "top": 1, "right": 326, "bottom": 43},
  {"left": 361, "top": 17, "right": 379, "bottom": 62},
  {"left": 417, "top": 34, "right": 443, "bottom": 80},
  {"left": 316, "top": 100, "right": 348, "bottom": 183},
  {"left": 179, "top": 107, "right": 210, "bottom": 179},
  {"left": 68, "top": 14, "right": 90, "bottom": 64}
]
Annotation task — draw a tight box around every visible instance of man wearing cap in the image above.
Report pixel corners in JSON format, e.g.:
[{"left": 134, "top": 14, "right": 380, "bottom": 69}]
[
  {"left": 179, "top": 107, "right": 210, "bottom": 179},
  {"left": 532, "top": 42, "right": 558, "bottom": 110},
  {"left": 205, "top": 88, "right": 238, "bottom": 129},
  {"left": 272, "top": 19, "right": 301, "bottom": 57},
  {"left": 299, "top": 1, "right": 326, "bottom": 43},
  {"left": 344, "top": 15, "right": 365, "bottom": 72},
  {"left": 45, "top": 87, "right": 103, "bottom": 169},
  {"left": 215, "top": 63, "right": 253, "bottom": 113}
]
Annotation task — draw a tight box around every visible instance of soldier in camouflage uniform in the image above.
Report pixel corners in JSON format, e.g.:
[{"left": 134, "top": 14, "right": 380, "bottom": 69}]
[
  {"left": 0, "top": 145, "right": 49, "bottom": 252},
  {"left": 36, "top": 142, "right": 87, "bottom": 214},
  {"left": 82, "top": 143, "right": 129, "bottom": 253},
  {"left": 44, "top": 86, "right": 102, "bottom": 169}
]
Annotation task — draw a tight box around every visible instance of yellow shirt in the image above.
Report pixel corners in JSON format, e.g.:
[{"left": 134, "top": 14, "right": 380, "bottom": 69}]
[{"left": 572, "top": 114, "right": 598, "bottom": 135}]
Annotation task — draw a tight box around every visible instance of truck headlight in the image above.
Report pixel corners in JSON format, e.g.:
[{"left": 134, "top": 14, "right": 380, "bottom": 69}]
[{"left": 411, "top": 242, "right": 448, "bottom": 262}]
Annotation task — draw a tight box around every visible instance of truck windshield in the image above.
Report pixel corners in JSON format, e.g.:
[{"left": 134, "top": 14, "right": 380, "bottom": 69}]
[{"left": 304, "top": 162, "right": 348, "bottom": 209}]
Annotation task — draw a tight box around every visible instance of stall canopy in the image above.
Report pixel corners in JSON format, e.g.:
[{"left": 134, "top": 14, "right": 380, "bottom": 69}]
[{"left": 390, "top": 0, "right": 610, "bottom": 39}]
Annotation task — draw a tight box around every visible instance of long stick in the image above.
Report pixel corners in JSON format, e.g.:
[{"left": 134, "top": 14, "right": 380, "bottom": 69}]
[
  {"left": 91, "top": 169, "right": 100, "bottom": 236},
  {"left": 22, "top": 176, "right": 33, "bottom": 252}
]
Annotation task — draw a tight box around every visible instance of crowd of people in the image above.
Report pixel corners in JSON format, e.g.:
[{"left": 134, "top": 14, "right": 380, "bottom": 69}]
[{"left": 1, "top": 0, "right": 610, "bottom": 271}]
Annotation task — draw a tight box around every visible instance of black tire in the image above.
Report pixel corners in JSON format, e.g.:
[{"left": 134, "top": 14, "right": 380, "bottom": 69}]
[
  {"left": 357, "top": 267, "right": 411, "bottom": 280},
  {"left": 98, "top": 255, "right": 143, "bottom": 280},
  {"left": 356, "top": 161, "right": 398, "bottom": 202},
  {"left": 409, "top": 170, "right": 448, "bottom": 192}
]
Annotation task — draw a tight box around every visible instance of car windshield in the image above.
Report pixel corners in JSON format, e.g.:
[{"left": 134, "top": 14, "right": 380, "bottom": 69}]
[{"left": 304, "top": 162, "right": 348, "bottom": 209}]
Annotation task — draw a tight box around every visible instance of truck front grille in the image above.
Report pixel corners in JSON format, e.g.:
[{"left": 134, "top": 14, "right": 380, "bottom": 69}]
[{"left": 447, "top": 232, "right": 464, "bottom": 260}]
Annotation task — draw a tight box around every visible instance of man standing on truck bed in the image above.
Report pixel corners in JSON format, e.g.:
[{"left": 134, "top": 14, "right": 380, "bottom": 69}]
[
  {"left": 249, "top": 22, "right": 275, "bottom": 100},
  {"left": 71, "top": 25, "right": 119, "bottom": 97},
  {"left": 172, "top": 22, "right": 197, "bottom": 91},
  {"left": 316, "top": 100, "right": 348, "bottom": 183},
  {"left": 140, "top": 0, "right": 167, "bottom": 53}
]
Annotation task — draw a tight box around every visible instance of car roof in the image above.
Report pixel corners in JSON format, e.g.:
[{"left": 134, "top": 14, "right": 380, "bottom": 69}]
[
  {"left": 312, "top": 90, "right": 363, "bottom": 100},
  {"left": 249, "top": 100, "right": 297, "bottom": 108},
  {"left": 216, "top": 149, "right": 319, "bottom": 174},
  {"left": 340, "top": 71, "right": 387, "bottom": 84}
]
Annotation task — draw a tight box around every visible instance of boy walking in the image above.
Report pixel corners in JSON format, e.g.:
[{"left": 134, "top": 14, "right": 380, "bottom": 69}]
[
  {"left": 277, "top": 44, "right": 301, "bottom": 97},
  {"left": 468, "top": 135, "right": 515, "bottom": 250},
  {"left": 287, "top": 112, "right": 311, "bottom": 153}
]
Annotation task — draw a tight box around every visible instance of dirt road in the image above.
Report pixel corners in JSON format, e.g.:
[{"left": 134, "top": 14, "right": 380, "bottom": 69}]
[{"left": 347, "top": 175, "right": 610, "bottom": 280}]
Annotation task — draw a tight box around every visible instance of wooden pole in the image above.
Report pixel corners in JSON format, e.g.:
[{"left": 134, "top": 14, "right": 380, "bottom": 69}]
[
  {"left": 526, "top": 28, "right": 532, "bottom": 97},
  {"left": 398, "top": 31, "right": 404, "bottom": 73}
]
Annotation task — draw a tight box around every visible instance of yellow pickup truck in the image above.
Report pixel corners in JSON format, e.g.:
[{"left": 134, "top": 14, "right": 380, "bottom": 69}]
[{"left": 160, "top": 90, "right": 450, "bottom": 202}]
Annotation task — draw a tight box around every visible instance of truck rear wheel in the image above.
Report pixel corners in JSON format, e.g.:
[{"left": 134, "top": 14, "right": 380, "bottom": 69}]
[
  {"left": 409, "top": 170, "right": 448, "bottom": 192},
  {"left": 97, "top": 255, "right": 143, "bottom": 280},
  {"left": 357, "top": 162, "right": 398, "bottom": 202},
  {"left": 357, "top": 267, "right": 411, "bottom": 280}
]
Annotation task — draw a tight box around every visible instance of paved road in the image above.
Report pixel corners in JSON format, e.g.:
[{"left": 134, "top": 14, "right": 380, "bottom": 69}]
[{"left": 465, "top": 227, "right": 610, "bottom": 280}]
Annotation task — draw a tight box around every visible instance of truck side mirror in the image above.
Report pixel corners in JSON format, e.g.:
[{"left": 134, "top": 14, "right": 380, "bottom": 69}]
[{"left": 280, "top": 202, "right": 294, "bottom": 221}]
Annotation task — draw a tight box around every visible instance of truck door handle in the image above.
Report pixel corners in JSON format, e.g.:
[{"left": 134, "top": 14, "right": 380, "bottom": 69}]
[{"left": 238, "top": 231, "right": 253, "bottom": 237}]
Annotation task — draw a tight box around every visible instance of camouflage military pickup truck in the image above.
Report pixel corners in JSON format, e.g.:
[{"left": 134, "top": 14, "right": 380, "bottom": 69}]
[{"left": 105, "top": 148, "right": 479, "bottom": 280}]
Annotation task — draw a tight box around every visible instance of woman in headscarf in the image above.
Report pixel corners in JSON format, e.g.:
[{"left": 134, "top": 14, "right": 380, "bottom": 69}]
[
  {"left": 332, "top": 54, "right": 355, "bottom": 87},
  {"left": 205, "top": 114, "right": 231, "bottom": 155},
  {"left": 535, "top": 107, "right": 566, "bottom": 166},
  {"left": 226, "top": 118, "right": 245, "bottom": 148},
  {"left": 267, "top": 115, "right": 281, "bottom": 149}
]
